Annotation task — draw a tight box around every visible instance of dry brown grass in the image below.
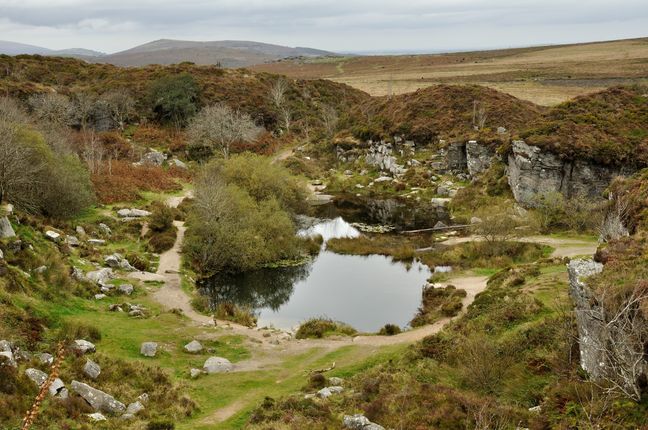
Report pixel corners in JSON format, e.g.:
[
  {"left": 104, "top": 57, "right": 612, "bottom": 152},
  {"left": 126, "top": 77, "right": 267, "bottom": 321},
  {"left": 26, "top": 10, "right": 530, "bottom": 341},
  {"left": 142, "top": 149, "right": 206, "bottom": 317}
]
[{"left": 252, "top": 38, "right": 648, "bottom": 105}]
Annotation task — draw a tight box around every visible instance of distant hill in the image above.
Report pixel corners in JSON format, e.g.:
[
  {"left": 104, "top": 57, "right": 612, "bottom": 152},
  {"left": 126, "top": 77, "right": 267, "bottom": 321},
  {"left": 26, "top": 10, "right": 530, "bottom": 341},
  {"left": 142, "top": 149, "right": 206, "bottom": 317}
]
[
  {"left": 0, "top": 38, "right": 333, "bottom": 67},
  {"left": 0, "top": 40, "right": 105, "bottom": 58},
  {"left": 95, "top": 39, "right": 335, "bottom": 68}
]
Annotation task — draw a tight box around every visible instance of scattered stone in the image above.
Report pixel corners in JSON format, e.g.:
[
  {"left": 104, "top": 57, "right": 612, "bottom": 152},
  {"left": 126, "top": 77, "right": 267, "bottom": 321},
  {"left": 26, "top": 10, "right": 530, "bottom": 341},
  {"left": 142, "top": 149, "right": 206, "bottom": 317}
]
[
  {"left": 117, "top": 208, "right": 152, "bottom": 218},
  {"left": 139, "top": 150, "right": 166, "bottom": 166},
  {"left": 98, "top": 223, "right": 112, "bottom": 236},
  {"left": 304, "top": 393, "right": 316, "bottom": 399},
  {"left": 87, "top": 239, "right": 106, "bottom": 245},
  {"left": 126, "top": 401, "right": 145, "bottom": 415},
  {"left": 37, "top": 352, "right": 54, "bottom": 365},
  {"left": 0, "top": 249, "right": 3, "bottom": 260},
  {"left": 344, "top": 170, "right": 353, "bottom": 176},
  {"left": 118, "top": 284, "right": 134, "bottom": 295},
  {"left": 190, "top": 368, "right": 203, "bottom": 379},
  {"left": 73, "top": 339, "right": 96, "bottom": 354},
  {"left": 71, "top": 380, "right": 126, "bottom": 415},
  {"left": 137, "top": 393, "right": 149, "bottom": 404},
  {"left": 87, "top": 412, "right": 107, "bottom": 422},
  {"left": 374, "top": 176, "right": 392, "bottom": 183},
  {"left": 343, "top": 414, "right": 385, "bottom": 430},
  {"left": 470, "top": 216, "right": 483, "bottom": 224},
  {"left": 0, "top": 216, "right": 16, "bottom": 238},
  {"left": 497, "top": 126, "right": 507, "bottom": 134},
  {"left": 430, "top": 198, "right": 451, "bottom": 208},
  {"left": 120, "top": 413, "right": 135, "bottom": 421},
  {"left": 184, "top": 340, "right": 203, "bottom": 353},
  {"left": 25, "top": 368, "right": 47, "bottom": 386},
  {"left": 108, "top": 304, "right": 123, "bottom": 312},
  {"left": 76, "top": 226, "right": 86, "bottom": 235},
  {"left": 0, "top": 350, "right": 16, "bottom": 367},
  {"left": 433, "top": 221, "right": 448, "bottom": 229},
  {"left": 44, "top": 230, "right": 61, "bottom": 242},
  {"left": 86, "top": 268, "right": 113, "bottom": 286},
  {"left": 203, "top": 356, "right": 233, "bottom": 374},
  {"left": 84, "top": 359, "right": 101, "bottom": 379},
  {"left": 104, "top": 253, "right": 135, "bottom": 271},
  {"left": 71, "top": 267, "right": 87, "bottom": 282},
  {"left": 328, "top": 377, "right": 344, "bottom": 386},
  {"left": 434, "top": 266, "right": 453, "bottom": 273},
  {"left": 94, "top": 294, "right": 107, "bottom": 300},
  {"left": 529, "top": 405, "right": 542, "bottom": 413},
  {"left": 355, "top": 184, "right": 364, "bottom": 189},
  {"left": 140, "top": 342, "right": 158, "bottom": 357},
  {"left": 66, "top": 235, "right": 80, "bottom": 247},
  {"left": 169, "top": 158, "right": 187, "bottom": 169}
]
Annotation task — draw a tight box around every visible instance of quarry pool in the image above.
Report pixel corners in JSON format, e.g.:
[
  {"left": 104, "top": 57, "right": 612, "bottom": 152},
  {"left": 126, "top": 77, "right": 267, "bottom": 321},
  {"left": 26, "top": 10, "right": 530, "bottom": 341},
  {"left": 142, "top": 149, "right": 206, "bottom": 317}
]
[{"left": 198, "top": 217, "right": 431, "bottom": 332}]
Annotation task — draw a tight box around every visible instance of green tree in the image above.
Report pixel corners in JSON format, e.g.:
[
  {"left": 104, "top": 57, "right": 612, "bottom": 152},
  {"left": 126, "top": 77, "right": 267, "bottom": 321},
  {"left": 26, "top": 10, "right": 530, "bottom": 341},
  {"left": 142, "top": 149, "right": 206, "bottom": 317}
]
[{"left": 148, "top": 73, "right": 200, "bottom": 128}]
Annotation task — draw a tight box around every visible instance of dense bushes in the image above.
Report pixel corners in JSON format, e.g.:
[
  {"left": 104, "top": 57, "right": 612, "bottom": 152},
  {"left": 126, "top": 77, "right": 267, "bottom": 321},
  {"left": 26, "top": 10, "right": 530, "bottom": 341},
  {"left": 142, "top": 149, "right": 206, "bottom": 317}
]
[
  {"left": 410, "top": 285, "right": 467, "bottom": 327},
  {"left": 295, "top": 318, "right": 357, "bottom": 339},
  {"left": 185, "top": 154, "right": 307, "bottom": 274}
]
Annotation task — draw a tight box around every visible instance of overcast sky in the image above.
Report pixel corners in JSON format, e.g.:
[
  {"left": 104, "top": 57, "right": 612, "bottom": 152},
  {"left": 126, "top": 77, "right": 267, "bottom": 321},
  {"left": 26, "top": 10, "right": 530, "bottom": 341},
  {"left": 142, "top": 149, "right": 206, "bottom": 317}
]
[{"left": 1, "top": 0, "right": 648, "bottom": 53}]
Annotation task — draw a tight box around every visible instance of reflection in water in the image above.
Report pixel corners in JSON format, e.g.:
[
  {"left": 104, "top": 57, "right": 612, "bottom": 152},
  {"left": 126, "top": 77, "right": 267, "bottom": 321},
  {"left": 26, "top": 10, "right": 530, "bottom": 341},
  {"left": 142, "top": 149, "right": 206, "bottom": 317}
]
[{"left": 198, "top": 215, "right": 432, "bottom": 331}]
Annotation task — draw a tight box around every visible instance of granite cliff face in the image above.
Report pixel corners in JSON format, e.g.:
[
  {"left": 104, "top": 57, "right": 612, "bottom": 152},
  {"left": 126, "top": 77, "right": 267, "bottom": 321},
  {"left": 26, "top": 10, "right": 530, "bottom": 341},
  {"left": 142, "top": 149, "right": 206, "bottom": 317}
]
[{"left": 507, "top": 140, "right": 636, "bottom": 207}]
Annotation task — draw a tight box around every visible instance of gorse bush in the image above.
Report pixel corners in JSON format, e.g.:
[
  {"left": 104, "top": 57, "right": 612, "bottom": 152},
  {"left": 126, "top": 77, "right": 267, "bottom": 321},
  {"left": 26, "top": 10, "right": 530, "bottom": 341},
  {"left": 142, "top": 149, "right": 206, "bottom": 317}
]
[
  {"left": 295, "top": 318, "right": 357, "bottom": 339},
  {"left": 185, "top": 154, "right": 307, "bottom": 274}
]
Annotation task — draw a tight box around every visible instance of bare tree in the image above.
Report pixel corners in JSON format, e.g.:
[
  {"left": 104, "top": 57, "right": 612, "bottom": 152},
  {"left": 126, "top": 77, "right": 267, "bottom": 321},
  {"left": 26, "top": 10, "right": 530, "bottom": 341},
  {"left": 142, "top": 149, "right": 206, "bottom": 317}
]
[
  {"left": 28, "top": 93, "right": 73, "bottom": 127},
  {"left": 320, "top": 103, "right": 339, "bottom": 137},
  {"left": 187, "top": 104, "right": 262, "bottom": 159},
  {"left": 100, "top": 89, "right": 136, "bottom": 131},
  {"left": 269, "top": 78, "right": 292, "bottom": 133},
  {"left": 72, "top": 91, "right": 97, "bottom": 133},
  {"left": 81, "top": 131, "right": 104, "bottom": 174},
  {"left": 471, "top": 205, "right": 522, "bottom": 243},
  {"left": 587, "top": 284, "right": 648, "bottom": 401}
]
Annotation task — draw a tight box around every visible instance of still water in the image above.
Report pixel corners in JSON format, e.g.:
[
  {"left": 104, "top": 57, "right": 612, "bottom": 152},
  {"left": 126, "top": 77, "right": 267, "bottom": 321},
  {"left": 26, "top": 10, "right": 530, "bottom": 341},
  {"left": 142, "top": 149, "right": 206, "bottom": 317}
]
[{"left": 198, "top": 217, "right": 431, "bottom": 332}]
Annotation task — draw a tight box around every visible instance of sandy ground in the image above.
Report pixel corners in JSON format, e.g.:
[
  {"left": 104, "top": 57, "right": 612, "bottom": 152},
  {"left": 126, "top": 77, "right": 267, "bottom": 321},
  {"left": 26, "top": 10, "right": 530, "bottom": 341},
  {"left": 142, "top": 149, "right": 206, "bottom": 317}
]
[{"left": 440, "top": 235, "right": 598, "bottom": 258}]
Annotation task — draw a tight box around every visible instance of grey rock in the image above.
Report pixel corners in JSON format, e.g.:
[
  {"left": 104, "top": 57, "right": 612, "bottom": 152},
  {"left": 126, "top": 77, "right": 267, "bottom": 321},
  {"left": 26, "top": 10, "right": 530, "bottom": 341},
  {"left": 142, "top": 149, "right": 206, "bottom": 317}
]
[
  {"left": 568, "top": 259, "right": 605, "bottom": 379},
  {"left": 98, "top": 223, "right": 112, "bottom": 236},
  {"left": 44, "top": 230, "right": 61, "bottom": 242},
  {"left": 71, "top": 380, "right": 126, "bottom": 415},
  {"left": 38, "top": 352, "right": 54, "bottom": 365},
  {"left": 104, "top": 253, "right": 135, "bottom": 271},
  {"left": 25, "top": 368, "right": 47, "bottom": 386},
  {"left": 49, "top": 378, "right": 66, "bottom": 397},
  {"left": 328, "top": 377, "right": 344, "bottom": 386},
  {"left": 72, "top": 267, "right": 87, "bottom": 282},
  {"left": 94, "top": 294, "right": 107, "bottom": 300},
  {"left": 497, "top": 126, "right": 507, "bottom": 134},
  {"left": 118, "top": 284, "right": 134, "bottom": 295},
  {"left": 34, "top": 265, "right": 47, "bottom": 274},
  {"left": 86, "top": 268, "right": 113, "bottom": 285},
  {"left": 466, "top": 141, "right": 495, "bottom": 176},
  {"left": 137, "top": 393, "right": 149, "bottom": 404},
  {"left": 0, "top": 248, "right": 3, "bottom": 260},
  {"left": 169, "top": 158, "right": 187, "bottom": 169},
  {"left": 87, "top": 412, "right": 107, "bottom": 422},
  {"left": 140, "top": 150, "right": 166, "bottom": 166},
  {"left": 76, "top": 225, "right": 86, "bottom": 235},
  {"left": 126, "top": 401, "right": 144, "bottom": 415},
  {"left": 84, "top": 359, "right": 101, "bottom": 379},
  {"left": 140, "top": 342, "right": 158, "bottom": 357},
  {"left": 184, "top": 340, "right": 203, "bottom": 353},
  {"left": 430, "top": 198, "right": 451, "bottom": 208},
  {"left": 120, "top": 413, "right": 135, "bottom": 421},
  {"left": 203, "top": 356, "right": 233, "bottom": 374},
  {"left": 0, "top": 216, "right": 16, "bottom": 238},
  {"left": 446, "top": 142, "right": 467, "bottom": 172},
  {"left": 343, "top": 414, "right": 385, "bottom": 430},
  {"left": 66, "top": 235, "right": 80, "bottom": 247},
  {"left": 87, "top": 238, "right": 106, "bottom": 245},
  {"left": 117, "top": 208, "right": 152, "bottom": 218},
  {"left": 0, "top": 339, "right": 11, "bottom": 352},
  {"left": 507, "top": 140, "right": 635, "bottom": 207},
  {"left": 73, "top": 339, "right": 96, "bottom": 354},
  {"left": 0, "top": 350, "right": 16, "bottom": 367},
  {"left": 190, "top": 368, "right": 203, "bottom": 378},
  {"left": 470, "top": 216, "right": 483, "bottom": 224}
]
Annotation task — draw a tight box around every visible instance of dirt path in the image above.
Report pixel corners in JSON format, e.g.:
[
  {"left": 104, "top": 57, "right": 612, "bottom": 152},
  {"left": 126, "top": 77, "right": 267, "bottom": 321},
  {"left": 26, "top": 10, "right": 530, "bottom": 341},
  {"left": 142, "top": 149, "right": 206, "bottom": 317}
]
[{"left": 439, "top": 235, "right": 598, "bottom": 258}]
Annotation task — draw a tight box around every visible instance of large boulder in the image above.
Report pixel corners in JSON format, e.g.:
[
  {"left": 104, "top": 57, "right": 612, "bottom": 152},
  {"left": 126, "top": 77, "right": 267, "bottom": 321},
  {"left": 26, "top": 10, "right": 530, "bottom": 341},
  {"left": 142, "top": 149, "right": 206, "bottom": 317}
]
[
  {"left": 104, "top": 254, "right": 135, "bottom": 271},
  {"left": 25, "top": 368, "right": 67, "bottom": 397},
  {"left": 203, "top": 356, "right": 233, "bottom": 374},
  {"left": 139, "top": 150, "right": 166, "bottom": 166},
  {"left": 0, "top": 216, "right": 15, "bottom": 238},
  {"left": 70, "top": 380, "right": 126, "bottom": 415},
  {"left": 44, "top": 230, "right": 61, "bottom": 242},
  {"left": 507, "top": 140, "right": 635, "bottom": 207}
]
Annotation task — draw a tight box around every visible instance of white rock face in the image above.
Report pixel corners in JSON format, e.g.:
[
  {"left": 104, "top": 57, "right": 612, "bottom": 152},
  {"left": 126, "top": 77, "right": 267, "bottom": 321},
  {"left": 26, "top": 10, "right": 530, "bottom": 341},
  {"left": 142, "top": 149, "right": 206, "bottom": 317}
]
[
  {"left": 45, "top": 230, "right": 61, "bottom": 242},
  {"left": 0, "top": 216, "right": 16, "bottom": 238},
  {"left": 71, "top": 380, "right": 126, "bottom": 415},
  {"left": 343, "top": 414, "right": 385, "bottom": 430},
  {"left": 203, "top": 356, "right": 233, "bottom": 374},
  {"left": 117, "top": 208, "right": 152, "bottom": 218}
]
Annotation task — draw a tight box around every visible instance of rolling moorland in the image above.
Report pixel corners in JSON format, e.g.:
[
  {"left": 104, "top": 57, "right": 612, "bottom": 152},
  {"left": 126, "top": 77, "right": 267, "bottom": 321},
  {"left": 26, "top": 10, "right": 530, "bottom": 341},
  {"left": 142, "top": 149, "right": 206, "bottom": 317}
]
[
  {"left": 252, "top": 37, "right": 648, "bottom": 105},
  {"left": 0, "top": 51, "right": 646, "bottom": 430}
]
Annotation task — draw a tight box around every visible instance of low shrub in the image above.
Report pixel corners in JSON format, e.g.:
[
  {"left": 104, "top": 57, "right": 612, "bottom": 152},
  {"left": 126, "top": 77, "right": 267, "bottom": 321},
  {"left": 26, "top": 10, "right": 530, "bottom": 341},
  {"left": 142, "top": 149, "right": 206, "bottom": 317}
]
[
  {"left": 410, "top": 285, "right": 467, "bottom": 327},
  {"left": 378, "top": 324, "right": 402, "bottom": 336},
  {"left": 296, "top": 318, "right": 357, "bottom": 339},
  {"left": 126, "top": 252, "right": 150, "bottom": 272},
  {"left": 214, "top": 302, "right": 258, "bottom": 327},
  {"left": 148, "top": 228, "right": 177, "bottom": 253}
]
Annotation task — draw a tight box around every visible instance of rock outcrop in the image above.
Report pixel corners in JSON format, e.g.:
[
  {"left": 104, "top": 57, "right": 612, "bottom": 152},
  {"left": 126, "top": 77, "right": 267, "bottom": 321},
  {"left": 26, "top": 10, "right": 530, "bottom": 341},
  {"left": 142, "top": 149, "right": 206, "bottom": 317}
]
[
  {"left": 568, "top": 259, "right": 605, "bottom": 378},
  {"left": 466, "top": 140, "right": 495, "bottom": 176},
  {"left": 0, "top": 216, "right": 16, "bottom": 238},
  {"left": 71, "top": 380, "right": 126, "bottom": 415},
  {"left": 507, "top": 140, "right": 635, "bottom": 207}
]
